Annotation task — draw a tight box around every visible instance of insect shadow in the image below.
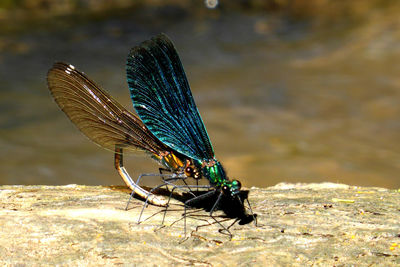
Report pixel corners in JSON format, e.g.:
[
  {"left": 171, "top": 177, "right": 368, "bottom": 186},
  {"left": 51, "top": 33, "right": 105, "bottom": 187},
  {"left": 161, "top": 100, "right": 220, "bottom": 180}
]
[{"left": 125, "top": 183, "right": 257, "bottom": 239}]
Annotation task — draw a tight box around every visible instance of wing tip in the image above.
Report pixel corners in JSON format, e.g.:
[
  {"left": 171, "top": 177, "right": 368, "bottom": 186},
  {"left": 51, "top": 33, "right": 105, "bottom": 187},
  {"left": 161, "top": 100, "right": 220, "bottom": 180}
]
[
  {"left": 127, "top": 33, "right": 174, "bottom": 59},
  {"left": 47, "top": 62, "right": 75, "bottom": 77}
]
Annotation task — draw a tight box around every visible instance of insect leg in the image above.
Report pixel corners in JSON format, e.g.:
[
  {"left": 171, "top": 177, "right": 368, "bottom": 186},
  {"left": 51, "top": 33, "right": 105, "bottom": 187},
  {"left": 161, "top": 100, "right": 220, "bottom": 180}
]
[
  {"left": 208, "top": 192, "right": 232, "bottom": 239},
  {"left": 183, "top": 190, "right": 217, "bottom": 237},
  {"left": 136, "top": 174, "right": 185, "bottom": 223},
  {"left": 245, "top": 198, "right": 258, "bottom": 226}
]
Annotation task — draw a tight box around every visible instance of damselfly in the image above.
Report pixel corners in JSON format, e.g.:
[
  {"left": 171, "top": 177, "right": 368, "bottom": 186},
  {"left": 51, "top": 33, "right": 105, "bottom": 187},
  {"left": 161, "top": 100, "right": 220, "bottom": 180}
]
[{"left": 47, "top": 34, "right": 256, "bottom": 237}]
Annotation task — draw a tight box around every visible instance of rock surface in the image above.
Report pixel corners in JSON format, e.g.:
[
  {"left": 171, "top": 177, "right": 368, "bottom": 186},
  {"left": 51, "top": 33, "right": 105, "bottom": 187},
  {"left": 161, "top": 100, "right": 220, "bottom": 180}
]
[{"left": 0, "top": 183, "right": 399, "bottom": 266}]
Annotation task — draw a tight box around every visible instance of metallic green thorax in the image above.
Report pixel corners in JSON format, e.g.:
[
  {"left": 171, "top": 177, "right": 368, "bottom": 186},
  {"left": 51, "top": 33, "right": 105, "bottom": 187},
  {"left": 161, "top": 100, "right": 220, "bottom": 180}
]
[
  {"left": 195, "top": 159, "right": 242, "bottom": 197},
  {"left": 197, "top": 160, "right": 227, "bottom": 186}
]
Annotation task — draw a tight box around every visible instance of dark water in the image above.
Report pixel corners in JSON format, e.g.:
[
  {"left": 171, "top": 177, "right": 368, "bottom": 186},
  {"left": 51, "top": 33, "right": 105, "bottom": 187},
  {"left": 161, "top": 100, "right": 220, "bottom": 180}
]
[{"left": 1, "top": 8, "right": 400, "bottom": 189}]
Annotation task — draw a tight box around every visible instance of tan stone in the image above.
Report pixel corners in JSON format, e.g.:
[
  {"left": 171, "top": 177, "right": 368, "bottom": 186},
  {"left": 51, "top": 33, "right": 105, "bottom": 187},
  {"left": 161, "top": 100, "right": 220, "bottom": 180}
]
[{"left": 1, "top": 184, "right": 399, "bottom": 266}]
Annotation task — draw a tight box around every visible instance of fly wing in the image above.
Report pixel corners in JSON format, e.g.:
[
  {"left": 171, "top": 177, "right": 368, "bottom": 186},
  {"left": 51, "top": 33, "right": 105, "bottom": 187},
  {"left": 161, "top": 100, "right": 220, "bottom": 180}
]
[
  {"left": 126, "top": 34, "right": 214, "bottom": 161},
  {"left": 47, "top": 62, "right": 167, "bottom": 155}
]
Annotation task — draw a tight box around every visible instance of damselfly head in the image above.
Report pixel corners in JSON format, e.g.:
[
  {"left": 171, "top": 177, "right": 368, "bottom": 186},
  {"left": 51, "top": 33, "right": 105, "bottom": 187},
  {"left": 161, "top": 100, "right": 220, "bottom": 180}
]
[
  {"left": 231, "top": 179, "right": 242, "bottom": 195},
  {"left": 222, "top": 179, "right": 242, "bottom": 197}
]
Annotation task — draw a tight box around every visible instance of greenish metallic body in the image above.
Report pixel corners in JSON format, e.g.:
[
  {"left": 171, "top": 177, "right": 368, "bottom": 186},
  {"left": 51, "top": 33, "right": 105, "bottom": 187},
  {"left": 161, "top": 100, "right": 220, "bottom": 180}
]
[
  {"left": 197, "top": 160, "right": 226, "bottom": 185},
  {"left": 195, "top": 159, "right": 241, "bottom": 196}
]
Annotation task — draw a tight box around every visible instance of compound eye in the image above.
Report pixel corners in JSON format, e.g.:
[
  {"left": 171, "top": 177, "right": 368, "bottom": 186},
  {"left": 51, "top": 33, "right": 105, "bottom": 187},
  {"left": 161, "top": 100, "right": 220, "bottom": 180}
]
[
  {"left": 232, "top": 180, "right": 242, "bottom": 190},
  {"left": 185, "top": 167, "right": 194, "bottom": 177}
]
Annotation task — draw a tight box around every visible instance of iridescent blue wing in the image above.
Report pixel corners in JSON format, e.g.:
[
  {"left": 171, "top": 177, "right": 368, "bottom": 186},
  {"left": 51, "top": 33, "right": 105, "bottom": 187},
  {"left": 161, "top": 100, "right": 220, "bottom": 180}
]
[{"left": 126, "top": 34, "right": 214, "bottom": 161}]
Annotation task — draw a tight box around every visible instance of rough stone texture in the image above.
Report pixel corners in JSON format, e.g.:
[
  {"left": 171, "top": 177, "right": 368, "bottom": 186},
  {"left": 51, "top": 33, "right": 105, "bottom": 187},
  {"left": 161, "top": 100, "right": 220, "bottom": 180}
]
[{"left": 0, "top": 183, "right": 399, "bottom": 266}]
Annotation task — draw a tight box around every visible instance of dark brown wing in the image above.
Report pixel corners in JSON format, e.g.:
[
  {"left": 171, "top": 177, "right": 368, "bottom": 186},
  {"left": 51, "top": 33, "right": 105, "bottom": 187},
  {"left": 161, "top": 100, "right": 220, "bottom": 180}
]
[{"left": 47, "top": 62, "right": 168, "bottom": 155}]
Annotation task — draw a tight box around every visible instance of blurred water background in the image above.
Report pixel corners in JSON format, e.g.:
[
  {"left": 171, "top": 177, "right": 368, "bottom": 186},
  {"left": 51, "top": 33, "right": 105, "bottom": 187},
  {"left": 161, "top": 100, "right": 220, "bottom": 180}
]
[{"left": 1, "top": 0, "right": 400, "bottom": 189}]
